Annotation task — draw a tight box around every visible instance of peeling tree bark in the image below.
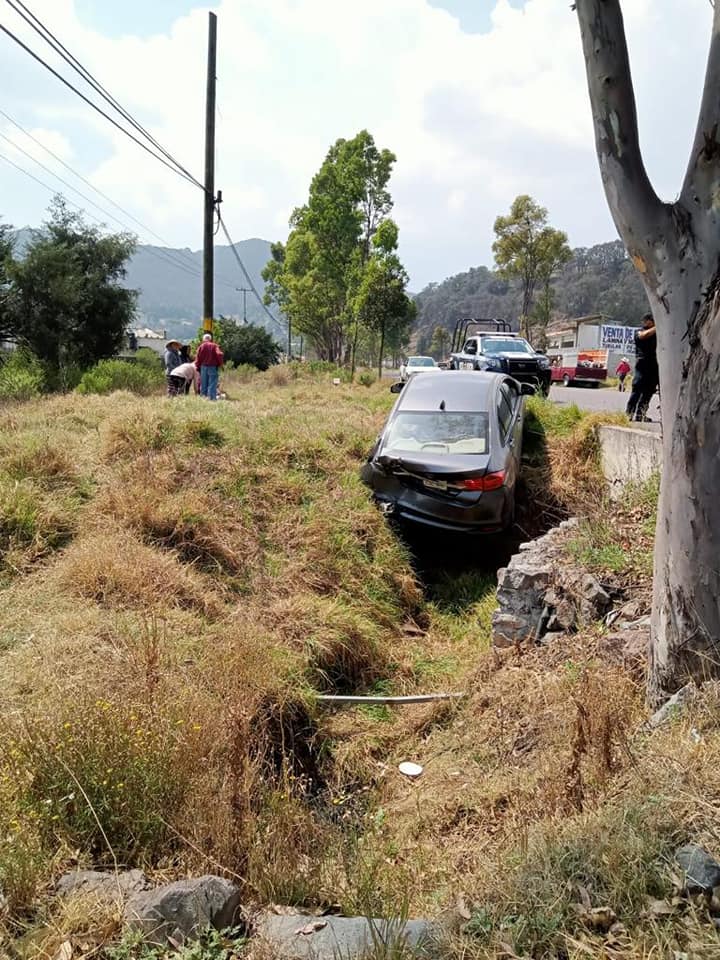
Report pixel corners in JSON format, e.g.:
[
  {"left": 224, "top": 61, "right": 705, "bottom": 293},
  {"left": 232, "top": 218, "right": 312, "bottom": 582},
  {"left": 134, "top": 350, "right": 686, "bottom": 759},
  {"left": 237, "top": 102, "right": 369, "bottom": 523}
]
[{"left": 576, "top": 0, "right": 720, "bottom": 705}]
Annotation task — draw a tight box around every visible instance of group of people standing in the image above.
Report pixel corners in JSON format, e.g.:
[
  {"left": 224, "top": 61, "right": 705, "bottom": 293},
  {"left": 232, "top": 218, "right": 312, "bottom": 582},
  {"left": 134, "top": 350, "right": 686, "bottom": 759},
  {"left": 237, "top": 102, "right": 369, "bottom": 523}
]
[
  {"left": 163, "top": 334, "right": 225, "bottom": 401},
  {"left": 616, "top": 313, "right": 658, "bottom": 422}
]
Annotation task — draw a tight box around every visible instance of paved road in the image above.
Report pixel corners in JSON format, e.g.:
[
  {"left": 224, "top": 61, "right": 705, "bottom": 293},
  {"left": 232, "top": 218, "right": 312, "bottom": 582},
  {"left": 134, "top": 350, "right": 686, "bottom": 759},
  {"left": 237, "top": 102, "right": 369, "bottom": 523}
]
[{"left": 549, "top": 383, "right": 661, "bottom": 421}]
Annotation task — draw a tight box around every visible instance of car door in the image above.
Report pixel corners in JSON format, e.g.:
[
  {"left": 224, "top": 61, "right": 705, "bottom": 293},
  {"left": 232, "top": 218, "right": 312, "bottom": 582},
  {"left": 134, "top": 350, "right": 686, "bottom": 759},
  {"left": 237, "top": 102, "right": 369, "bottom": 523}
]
[{"left": 497, "top": 381, "right": 522, "bottom": 485}]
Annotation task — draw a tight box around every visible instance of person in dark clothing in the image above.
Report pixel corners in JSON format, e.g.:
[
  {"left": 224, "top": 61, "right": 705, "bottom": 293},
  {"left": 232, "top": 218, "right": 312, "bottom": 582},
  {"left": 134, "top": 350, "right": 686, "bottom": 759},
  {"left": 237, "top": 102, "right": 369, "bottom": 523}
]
[
  {"left": 164, "top": 340, "right": 182, "bottom": 397},
  {"left": 626, "top": 314, "right": 658, "bottom": 421},
  {"left": 179, "top": 345, "right": 194, "bottom": 393}
]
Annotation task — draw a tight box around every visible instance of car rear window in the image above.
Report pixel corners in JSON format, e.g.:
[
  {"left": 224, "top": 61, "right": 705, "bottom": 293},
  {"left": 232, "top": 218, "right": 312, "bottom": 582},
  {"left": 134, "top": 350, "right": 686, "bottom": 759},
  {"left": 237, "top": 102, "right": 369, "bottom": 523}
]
[
  {"left": 382, "top": 412, "right": 489, "bottom": 455},
  {"left": 408, "top": 357, "right": 434, "bottom": 366}
]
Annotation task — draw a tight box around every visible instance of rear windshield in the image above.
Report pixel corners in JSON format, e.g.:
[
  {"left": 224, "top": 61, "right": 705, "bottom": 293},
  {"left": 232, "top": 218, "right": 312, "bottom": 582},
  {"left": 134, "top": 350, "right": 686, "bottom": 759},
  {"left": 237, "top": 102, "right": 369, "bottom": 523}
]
[
  {"left": 482, "top": 338, "right": 533, "bottom": 354},
  {"left": 407, "top": 357, "right": 435, "bottom": 366},
  {"left": 382, "top": 411, "right": 489, "bottom": 456}
]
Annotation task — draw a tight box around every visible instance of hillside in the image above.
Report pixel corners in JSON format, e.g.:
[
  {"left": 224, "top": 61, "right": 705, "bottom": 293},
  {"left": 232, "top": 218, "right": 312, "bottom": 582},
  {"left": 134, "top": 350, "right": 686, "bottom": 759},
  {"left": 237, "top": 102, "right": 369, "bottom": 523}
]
[
  {"left": 413, "top": 240, "right": 649, "bottom": 350},
  {"left": 10, "top": 229, "right": 282, "bottom": 343}
]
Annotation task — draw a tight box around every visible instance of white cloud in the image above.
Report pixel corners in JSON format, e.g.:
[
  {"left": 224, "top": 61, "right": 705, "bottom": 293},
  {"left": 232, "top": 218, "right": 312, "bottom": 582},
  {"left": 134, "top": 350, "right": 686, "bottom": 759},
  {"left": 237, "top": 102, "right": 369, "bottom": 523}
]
[{"left": 0, "top": 0, "right": 713, "bottom": 285}]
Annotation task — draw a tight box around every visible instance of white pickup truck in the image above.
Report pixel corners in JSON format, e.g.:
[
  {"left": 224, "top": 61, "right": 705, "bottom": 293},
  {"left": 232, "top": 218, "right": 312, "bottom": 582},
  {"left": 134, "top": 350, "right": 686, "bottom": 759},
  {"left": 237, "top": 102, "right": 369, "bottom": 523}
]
[{"left": 449, "top": 333, "right": 551, "bottom": 395}]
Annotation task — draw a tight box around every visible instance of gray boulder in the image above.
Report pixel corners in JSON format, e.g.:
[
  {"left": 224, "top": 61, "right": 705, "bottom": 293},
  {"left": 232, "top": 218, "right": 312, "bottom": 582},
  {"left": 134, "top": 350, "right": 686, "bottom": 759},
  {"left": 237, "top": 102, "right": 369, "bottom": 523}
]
[
  {"left": 125, "top": 875, "right": 242, "bottom": 946},
  {"left": 254, "top": 913, "right": 440, "bottom": 959},
  {"left": 56, "top": 869, "right": 149, "bottom": 902},
  {"left": 676, "top": 844, "right": 720, "bottom": 893}
]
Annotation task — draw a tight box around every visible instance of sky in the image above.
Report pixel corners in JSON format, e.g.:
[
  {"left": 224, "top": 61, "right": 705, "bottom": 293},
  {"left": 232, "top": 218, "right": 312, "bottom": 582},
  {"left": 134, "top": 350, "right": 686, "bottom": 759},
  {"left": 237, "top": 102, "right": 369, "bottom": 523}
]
[{"left": 0, "top": 0, "right": 713, "bottom": 290}]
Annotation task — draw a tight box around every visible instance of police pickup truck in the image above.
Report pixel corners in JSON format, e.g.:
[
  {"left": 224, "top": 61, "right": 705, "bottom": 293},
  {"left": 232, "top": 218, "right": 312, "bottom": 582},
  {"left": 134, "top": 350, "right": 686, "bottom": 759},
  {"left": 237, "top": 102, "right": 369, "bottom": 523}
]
[{"left": 449, "top": 331, "right": 551, "bottom": 395}]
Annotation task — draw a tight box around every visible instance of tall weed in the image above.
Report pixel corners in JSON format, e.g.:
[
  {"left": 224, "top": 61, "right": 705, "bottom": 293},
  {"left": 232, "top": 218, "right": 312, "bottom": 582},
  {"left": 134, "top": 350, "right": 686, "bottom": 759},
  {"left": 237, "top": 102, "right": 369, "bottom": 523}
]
[{"left": 0, "top": 349, "right": 45, "bottom": 401}]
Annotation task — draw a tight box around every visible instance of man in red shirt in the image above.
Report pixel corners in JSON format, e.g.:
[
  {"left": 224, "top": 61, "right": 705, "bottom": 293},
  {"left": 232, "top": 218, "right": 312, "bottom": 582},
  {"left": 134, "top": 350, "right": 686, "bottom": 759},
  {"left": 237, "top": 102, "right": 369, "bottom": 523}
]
[{"left": 194, "top": 333, "right": 224, "bottom": 400}]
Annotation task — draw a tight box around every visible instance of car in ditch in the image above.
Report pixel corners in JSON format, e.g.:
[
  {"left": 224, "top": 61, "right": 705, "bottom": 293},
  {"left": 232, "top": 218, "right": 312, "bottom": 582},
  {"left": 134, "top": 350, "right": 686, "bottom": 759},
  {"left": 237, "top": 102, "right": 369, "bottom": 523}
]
[
  {"left": 360, "top": 371, "right": 534, "bottom": 534},
  {"left": 399, "top": 355, "right": 437, "bottom": 382},
  {"left": 449, "top": 333, "right": 551, "bottom": 395}
]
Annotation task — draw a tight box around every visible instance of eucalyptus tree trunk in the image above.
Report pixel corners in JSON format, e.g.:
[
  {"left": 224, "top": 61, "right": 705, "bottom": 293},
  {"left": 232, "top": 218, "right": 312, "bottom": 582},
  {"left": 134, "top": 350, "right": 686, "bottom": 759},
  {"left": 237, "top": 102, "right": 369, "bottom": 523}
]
[{"left": 576, "top": 0, "right": 720, "bottom": 704}]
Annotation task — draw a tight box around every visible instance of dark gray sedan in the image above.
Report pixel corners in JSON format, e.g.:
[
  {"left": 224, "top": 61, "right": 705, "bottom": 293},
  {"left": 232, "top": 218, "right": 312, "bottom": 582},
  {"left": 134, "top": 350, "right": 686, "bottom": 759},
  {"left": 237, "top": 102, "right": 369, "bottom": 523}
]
[{"left": 360, "top": 371, "right": 533, "bottom": 534}]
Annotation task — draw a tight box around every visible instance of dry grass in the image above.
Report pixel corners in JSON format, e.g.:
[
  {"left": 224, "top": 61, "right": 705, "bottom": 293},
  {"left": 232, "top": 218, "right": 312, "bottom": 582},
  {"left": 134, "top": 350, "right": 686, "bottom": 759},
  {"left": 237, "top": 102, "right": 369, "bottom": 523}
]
[{"left": 1, "top": 379, "right": 718, "bottom": 959}]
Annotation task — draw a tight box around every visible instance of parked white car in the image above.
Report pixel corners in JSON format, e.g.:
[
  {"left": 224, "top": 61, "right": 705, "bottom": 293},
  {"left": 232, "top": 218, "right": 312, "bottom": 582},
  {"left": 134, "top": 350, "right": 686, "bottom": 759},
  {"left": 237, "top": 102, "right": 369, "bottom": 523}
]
[{"left": 399, "top": 356, "right": 437, "bottom": 382}]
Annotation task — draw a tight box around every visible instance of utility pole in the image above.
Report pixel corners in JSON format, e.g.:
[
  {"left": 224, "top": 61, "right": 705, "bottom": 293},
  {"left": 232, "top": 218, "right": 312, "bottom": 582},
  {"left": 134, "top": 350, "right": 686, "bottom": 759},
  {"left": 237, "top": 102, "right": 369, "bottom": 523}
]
[
  {"left": 202, "top": 11, "right": 218, "bottom": 335},
  {"left": 236, "top": 286, "right": 250, "bottom": 324}
]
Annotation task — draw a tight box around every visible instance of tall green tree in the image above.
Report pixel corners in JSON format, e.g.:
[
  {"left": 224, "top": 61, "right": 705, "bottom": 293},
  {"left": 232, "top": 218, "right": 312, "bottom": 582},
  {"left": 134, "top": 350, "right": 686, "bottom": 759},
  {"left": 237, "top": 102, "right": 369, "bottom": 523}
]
[
  {"left": 352, "top": 220, "right": 415, "bottom": 378},
  {"left": 6, "top": 199, "right": 136, "bottom": 383},
  {"left": 263, "top": 131, "right": 408, "bottom": 365},
  {"left": 492, "top": 195, "right": 571, "bottom": 340}
]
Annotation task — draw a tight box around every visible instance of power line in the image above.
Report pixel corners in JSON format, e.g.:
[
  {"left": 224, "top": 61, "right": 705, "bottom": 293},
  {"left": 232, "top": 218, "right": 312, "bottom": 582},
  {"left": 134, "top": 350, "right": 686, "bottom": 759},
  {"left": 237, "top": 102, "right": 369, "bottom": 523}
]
[
  {"left": 0, "top": 107, "right": 205, "bottom": 275},
  {"left": 0, "top": 148, "right": 210, "bottom": 284},
  {"left": 0, "top": 19, "right": 204, "bottom": 191},
  {"left": 217, "top": 212, "right": 286, "bottom": 336},
  {"left": 0, "top": 128, "right": 210, "bottom": 281},
  {"left": 4, "top": 0, "right": 203, "bottom": 190},
  {"left": 0, "top": 110, "right": 238, "bottom": 287}
]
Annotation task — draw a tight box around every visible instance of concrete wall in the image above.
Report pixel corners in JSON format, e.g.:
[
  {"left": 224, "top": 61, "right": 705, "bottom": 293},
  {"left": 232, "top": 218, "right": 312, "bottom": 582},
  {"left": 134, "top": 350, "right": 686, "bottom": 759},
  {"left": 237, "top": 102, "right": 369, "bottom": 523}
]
[{"left": 597, "top": 423, "right": 662, "bottom": 497}]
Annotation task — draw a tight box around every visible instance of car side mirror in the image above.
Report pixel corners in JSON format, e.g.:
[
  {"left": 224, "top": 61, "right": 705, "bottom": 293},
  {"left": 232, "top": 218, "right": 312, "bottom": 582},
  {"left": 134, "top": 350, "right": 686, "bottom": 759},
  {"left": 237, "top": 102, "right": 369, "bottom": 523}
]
[
  {"left": 520, "top": 383, "right": 536, "bottom": 396},
  {"left": 390, "top": 382, "right": 404, "bottom": 394}
]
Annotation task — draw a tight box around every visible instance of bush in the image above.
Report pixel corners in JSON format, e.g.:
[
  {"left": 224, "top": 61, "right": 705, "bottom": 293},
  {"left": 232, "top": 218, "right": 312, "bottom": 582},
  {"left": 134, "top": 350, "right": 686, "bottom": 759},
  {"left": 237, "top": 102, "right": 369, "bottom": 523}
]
[
  {"left": 0, "top": 349, "right": 45, "bottom": 401},
  {"left": 134, "top": 347, "right": 163, "bottom": 370},
  {"left": 3, "top": 696, "right": 189, "bottom": 863},
  {"left": 358, "top": 370, "right": 376, "bottom": 387},
  {"left": 76, "top": 359, "right": 164, "bottom": 396}
]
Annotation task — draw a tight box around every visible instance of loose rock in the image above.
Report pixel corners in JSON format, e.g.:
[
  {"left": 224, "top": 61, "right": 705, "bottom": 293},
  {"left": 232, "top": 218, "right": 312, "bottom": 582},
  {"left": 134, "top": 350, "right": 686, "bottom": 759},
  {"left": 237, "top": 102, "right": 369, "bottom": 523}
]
[
  {"left": 125, "top": 875, "right": 242, "bottom": 947},
  {"left": 492, "top": 521, "right": 611, "bottom": 646},
  {"left": 254, "top": 912, "right": 440, "bottom": 959},
  {"left": 675, "top": 844, "right": 720, "bottom": 894}
]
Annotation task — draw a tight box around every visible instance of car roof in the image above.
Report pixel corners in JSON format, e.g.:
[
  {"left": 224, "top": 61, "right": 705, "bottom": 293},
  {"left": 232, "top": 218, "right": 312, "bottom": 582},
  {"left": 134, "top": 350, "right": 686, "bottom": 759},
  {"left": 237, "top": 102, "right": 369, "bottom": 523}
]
[
  {"left": 397, "top": 371, "right": 500, "bottom": 412},
  {"left": 407, "top": 355, "right": 434, "bottom": 360}
]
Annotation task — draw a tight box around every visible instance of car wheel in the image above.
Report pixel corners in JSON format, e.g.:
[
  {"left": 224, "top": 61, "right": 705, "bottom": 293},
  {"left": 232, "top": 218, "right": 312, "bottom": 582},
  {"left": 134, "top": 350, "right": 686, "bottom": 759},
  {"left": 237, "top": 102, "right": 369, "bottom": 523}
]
[
  {"left": 563, "top": 374, "right": 572, "bottom": 387},
  {"left": 450, "top": 361, "right": 458, "bottom": 371}
]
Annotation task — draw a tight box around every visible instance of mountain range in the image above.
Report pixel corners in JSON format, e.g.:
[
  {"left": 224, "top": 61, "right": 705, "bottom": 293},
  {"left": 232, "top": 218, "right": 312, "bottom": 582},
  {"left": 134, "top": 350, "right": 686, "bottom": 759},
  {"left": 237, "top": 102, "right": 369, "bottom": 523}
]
[
  {"left": 412, "top": 239, "right": 650, "bottom": 350},
  {"left": 11, "top": 226, "right": 648, "bottom": 350},
  {"left": 124, "top": 237, "right": 283, "bottom": 341},
  {"left": 11, "top": 228, "right": 281, "bottom": 343}
]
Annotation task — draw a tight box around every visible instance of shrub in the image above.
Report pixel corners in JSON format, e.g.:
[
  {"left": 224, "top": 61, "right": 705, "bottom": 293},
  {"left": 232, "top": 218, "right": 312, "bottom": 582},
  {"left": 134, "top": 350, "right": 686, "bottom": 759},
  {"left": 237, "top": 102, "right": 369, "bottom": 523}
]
[
  {"left": 358, "top": 370, "right": 376, "bottom": 387},
  {"left": 76, "top": 359, "right": 163, "bottom": 396},
  {"left": 134, "top": 347, "right": 162, "bottom": 370},
  {"left": 3, "top": 696, "right": 189, "bottom": 862},
  {"left": 0, "top": 349, "right": 45, "bottom": 401}
]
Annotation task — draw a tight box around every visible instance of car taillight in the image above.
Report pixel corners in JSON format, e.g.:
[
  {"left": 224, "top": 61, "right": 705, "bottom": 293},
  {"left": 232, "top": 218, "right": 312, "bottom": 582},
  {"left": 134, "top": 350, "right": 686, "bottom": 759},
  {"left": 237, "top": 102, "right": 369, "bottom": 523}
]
[{"left": 462, "top": 471, "right": 505, "bottom": 492}]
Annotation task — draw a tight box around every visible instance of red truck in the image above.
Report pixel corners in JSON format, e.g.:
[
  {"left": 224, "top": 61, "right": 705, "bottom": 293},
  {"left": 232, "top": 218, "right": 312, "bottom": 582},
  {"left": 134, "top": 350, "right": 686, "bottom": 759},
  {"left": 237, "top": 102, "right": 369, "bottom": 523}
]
[{"left": 549, "top": 348, "right": 608, "bottom": 388}]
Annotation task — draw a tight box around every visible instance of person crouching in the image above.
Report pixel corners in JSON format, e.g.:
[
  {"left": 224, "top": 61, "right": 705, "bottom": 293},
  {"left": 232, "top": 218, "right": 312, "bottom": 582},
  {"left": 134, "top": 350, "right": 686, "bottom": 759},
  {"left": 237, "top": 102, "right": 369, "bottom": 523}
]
[{"left": 168, "top": 361, "right": 198, "bottom": 397}]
